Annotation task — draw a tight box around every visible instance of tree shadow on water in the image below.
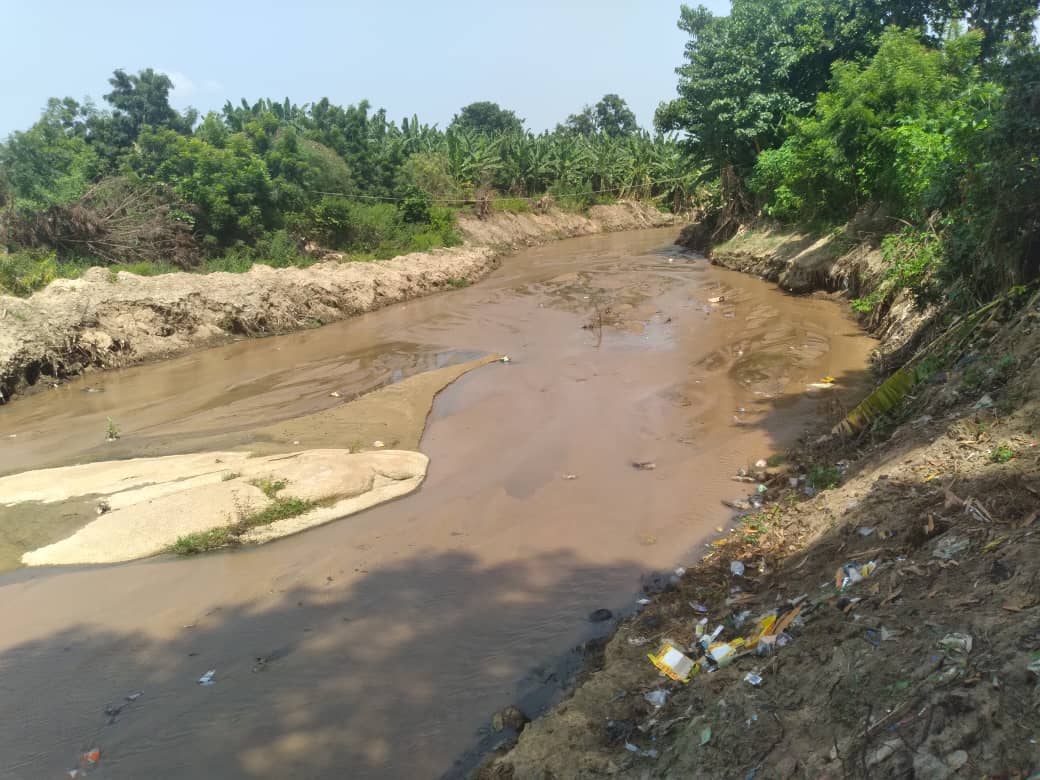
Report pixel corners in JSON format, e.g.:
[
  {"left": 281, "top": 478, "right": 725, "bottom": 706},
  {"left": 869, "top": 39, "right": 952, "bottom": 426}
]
[{"left": 0, "top": 548, "right": 643, "bottom": 780}]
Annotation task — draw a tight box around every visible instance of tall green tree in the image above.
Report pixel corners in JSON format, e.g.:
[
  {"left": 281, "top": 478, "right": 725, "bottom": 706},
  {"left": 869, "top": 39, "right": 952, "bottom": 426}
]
[
  {"left": 563, "top": 95, "right": 639, "bottom": 137},
  {"left": 449, "top": 101, "right": 524, "bottom": 135}
]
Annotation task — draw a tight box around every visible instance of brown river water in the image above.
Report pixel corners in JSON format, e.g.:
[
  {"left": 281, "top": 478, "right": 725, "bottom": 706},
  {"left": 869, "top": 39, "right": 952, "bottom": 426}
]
[{"left": 0, "top": 227, "right": 875, "bottom": 778}]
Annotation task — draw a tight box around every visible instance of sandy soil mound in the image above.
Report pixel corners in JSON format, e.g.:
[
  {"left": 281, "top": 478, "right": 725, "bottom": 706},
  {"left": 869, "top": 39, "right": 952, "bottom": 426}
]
[
  {"left": 458, "top": 201, "right": 673, "bottom": 249},
  {"left": 9, "top": 449, "right": 428, "bottom": 566},
  {"left": 0, "top": 202, "right": 673, "bottom": 400}
]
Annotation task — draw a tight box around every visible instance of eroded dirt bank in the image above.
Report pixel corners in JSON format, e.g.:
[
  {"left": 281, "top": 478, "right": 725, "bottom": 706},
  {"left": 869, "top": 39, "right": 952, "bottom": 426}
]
[
  {"left": 0, "top": 201, "right": 672, "bottom": 401},
  {"left": 478, "top": 232, "right": 1040, "bottom": 778}
]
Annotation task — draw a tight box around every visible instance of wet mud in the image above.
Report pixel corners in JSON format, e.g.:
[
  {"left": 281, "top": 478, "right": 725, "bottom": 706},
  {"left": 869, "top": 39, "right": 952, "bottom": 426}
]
[{"left": 0, "top": 227, "right": 875, "bottom": 779}]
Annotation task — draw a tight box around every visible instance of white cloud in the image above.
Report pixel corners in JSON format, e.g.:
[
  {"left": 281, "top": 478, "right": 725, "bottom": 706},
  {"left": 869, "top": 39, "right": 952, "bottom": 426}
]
[{"left": 161, "top": 70, "right": 223, "bottom": 103}]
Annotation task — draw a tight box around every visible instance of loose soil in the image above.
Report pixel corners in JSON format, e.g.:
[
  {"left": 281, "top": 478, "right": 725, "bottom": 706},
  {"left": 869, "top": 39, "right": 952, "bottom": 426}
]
[{"left": 478, "top": 227, "right": 1040, "bottom": 779}]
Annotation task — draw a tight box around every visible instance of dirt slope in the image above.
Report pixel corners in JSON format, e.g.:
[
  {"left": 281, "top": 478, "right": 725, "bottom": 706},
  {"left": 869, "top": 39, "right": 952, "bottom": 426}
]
[
  {"left": 0, "top": 201, "right": 672, "bottom": 401},
  {"left": 477, "top": 235, "right": 1040, "bottom": 778}
]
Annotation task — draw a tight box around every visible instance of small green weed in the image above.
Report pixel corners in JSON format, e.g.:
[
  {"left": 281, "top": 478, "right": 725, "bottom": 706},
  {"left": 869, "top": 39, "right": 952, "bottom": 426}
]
[
  {"left": 170, "top": 494, "right": 318, "bottom": 554},
  {"left": 236, "top": 496, "right": 315, "bottom": 530},
  {"left": 249, "top": 477, "right": 288, "bottom": 499},
  {"left": 740, "top": 512, "right": 770, "bottom": 539},
  {"left": 766, "top": 453, "right": 786, "bottom": 467},
  {"left": 170, "top": 528, "right": 231, "bottom": 555},
  {"left": 221, "top": 471, "right": 242, "bottom": 482},
  {"left": 990, "top": 443, "right": 1015, "bottom": 463},
  {"left": 105, "top": 417, "right": 120, "bottom": 441},
  {"left": 447, "top": 277, "right": 469, "bottom": 289},
  {"left": 808, "top": 465, "right": 842, "bottom": 490}
]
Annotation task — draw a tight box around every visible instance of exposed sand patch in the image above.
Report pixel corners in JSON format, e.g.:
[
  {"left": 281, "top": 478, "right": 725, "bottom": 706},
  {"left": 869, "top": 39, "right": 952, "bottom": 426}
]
[
  {"left": 16, "top": 450, "right": 428, "bottom": 566},
  {"left": 0, "top": 451, "right": 253, "bottom": 505},
  {"left": 1, "top": 353, "right": 500, "bottom": 568},
  {"left": 248, "top": 353, "right": 504, "bottom": 453}
]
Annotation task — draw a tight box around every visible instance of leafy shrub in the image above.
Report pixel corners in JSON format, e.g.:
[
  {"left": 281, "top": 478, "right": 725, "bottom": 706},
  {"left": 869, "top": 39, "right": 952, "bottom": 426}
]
[
  {"left": 492, "top": 197, "right": 532, "bottom": 213},
  {"left": 0, "top": 250, "right": 60, "bottom": 296},
  {"left": 399, "top": 186, "right": 433, "bottom": 224},
  {"left": 206, "top": 230, "right": 312, "bottom": 272},
  {"left": 807, "top": 465, "right": 842, "bottom": 490},
  {"left": 852, "top": 228, "right": 944, "bottom": 313}
]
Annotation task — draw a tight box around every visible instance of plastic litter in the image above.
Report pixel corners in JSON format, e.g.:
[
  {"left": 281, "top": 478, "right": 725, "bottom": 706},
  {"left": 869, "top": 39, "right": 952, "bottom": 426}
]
[
  {"left": 624, "top": 741, "right": 659, "bottom": 759},
  {"left": 946, "top": 750, "right": 968, "bottom": 770},
  {"left": 501, "top": 355, "right": 511, "bottom": 363},
  {"left": 562, "top": 473, "right": 578, "bottom": 480},
  {"left": 744, "top": 672, "right": 763, "bottom": 686},
  {"left": 745, "top": 613, "right": 779, "bottom": 649},
  {"left": 104, "top": 690, "right": 144, "bottom": 721},
  {"left": 857, "top": 527, "right": 876, "bottom": 537},
  {"left": 707, "top": 639, "right": 744, "bottom": 666},
  {"left": 632, "top": 461, "right": 657, "bottom": 470},
  {"left": 754, "top": 459, "right": 768, "bottom": 469},
  {"left": 627, "top": 635, "right": 650, "bottom": 647},
  {"left": 373, "top": 440, "right": 385, "bottom": 448},
  {"left": 1026, "top": 657, "right": 1040, "bottom": 680},
  {"left": 733, "top": 610, "right": 752, "bottom": 628},
  {"left": 932, "top": 535, "right": 971, "bottom": 560},
  {"left": 648, "top": 642, "right": 697, "bottom": 682},
  {"left": 644, "top": 689, "right": 669, "bottom": 708},
  {"left": 636, "top": 597, "right": 651, "bottom": 606},
  {"left": 756, "top": 634, "right": 777, "bottom": 656},
  {"left": 691, "top": 603, "right": 709, "bottom": 613},
  {"left": 938, "top": 633, "right": 973, "bottom": 654},
  {"left": 329, "top": 391, "right": 341, "bottom": 398},
  {"left": 835, "top": 560, "right": 877, "bottom": 589},
  {"left": 708, "top": 296, "right": 725, "bottom": 304},
  {"left": 699, "top": 726, "right": 712, "bottom": 745},
  {"left": 68, "top": 748, "right": 101, "bottom": 777},
  {"left": 975, "top": 393, "right": 994, "bottom": 409},
  {"left": 730, "top": 560, "right": 746, "bottom": 577},
  {"left": 756, "top": 484, "right": 768, "bottom": 494},
  {"left": 197, "top": 670, "right": 216, "bottom": 686}
]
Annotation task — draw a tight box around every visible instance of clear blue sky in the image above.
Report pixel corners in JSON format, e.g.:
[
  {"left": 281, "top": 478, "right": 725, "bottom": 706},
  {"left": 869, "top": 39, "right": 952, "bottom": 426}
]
[{"left": 3, "top": 0, "right": 731, "bottom": 139}]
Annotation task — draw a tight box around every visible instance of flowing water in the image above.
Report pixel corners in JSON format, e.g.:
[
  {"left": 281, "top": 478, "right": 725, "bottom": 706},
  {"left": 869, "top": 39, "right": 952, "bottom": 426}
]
[{"left": 0, "top": 227, "right": 875, "bottom": 778}]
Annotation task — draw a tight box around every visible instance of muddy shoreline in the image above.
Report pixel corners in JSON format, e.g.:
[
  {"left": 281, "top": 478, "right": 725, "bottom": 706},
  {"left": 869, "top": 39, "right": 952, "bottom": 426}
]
[
  {"left": 0, "top": 201, "right": 674, "bottom": 402},
  {"left": 0, "top": 227, "right": 878, "bottom": 779},
  {"left": 478, "top": 225, "right": 1040, "bottom": 778}
]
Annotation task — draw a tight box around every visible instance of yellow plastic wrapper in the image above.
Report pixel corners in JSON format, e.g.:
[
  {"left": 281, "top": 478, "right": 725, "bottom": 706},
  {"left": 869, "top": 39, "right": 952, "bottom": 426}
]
[
  {"left": 648, "top": 643, "right": 698, "bottom": 682},
  {"left": 744, "top": 614, "right": 777, "bottom": 650}
]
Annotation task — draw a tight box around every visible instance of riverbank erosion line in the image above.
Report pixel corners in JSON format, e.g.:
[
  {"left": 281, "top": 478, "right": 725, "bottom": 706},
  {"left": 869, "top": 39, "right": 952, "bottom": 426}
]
[{"left": 0, "top": 201, "right": 673, "bottom": 400}]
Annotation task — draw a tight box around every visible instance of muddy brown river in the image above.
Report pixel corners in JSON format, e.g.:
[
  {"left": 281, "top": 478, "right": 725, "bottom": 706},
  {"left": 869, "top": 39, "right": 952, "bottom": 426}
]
[{"left": 0, "top": 228, "right": 875, "bottom": 778}]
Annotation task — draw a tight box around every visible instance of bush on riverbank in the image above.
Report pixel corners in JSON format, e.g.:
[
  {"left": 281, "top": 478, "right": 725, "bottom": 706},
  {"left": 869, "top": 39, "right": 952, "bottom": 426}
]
[
  {"left": 0, "top": 73, "right": 699, "bottom": 297},
  {"left": 659, "top": 1, "right": 1040, "bottom": 311}
]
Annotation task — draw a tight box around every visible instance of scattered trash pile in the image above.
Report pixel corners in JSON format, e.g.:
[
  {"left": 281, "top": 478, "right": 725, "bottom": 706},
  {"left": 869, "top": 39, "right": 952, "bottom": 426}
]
[{"left": 477, "top": 302, "right": 1040, "bottom": 779}]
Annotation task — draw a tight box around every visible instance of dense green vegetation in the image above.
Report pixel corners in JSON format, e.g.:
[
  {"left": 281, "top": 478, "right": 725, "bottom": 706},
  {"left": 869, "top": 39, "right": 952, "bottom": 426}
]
[
  {"left": 0, "top": 79, "right": 695, "bottom": 295},
  {"left": 5, "top": 3, "right": 1038, "bottom": 311},
  {"left": 658, "top": 0, "right": 1040, "bottom": 309}
]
